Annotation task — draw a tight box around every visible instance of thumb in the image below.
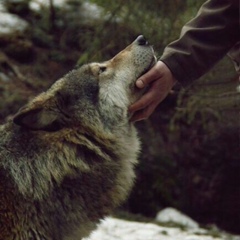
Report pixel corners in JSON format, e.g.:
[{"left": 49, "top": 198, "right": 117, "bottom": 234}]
[{"left": 136, "top": 61, "right": 163, "bottom": 88}]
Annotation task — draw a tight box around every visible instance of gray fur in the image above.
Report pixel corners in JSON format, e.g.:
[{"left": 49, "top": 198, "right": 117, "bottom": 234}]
[{"left": 0, "top": 37, "right": 156, "bottom": 240}]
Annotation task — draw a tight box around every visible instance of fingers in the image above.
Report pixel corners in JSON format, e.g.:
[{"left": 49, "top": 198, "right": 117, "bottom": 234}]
[
  {"left": 129, "top": 82, "right": 162, "bottom": 122},
  {"left": 136, "top": 61, "right": 163, "bottom": 88},
  {"left": 130, "top": 110, "right": 147, "bottom": 122},
  {"left": 130, "top": 61, "right": 176, "bottom": 122},
  {"left": 130, "top": 101, "right": 159, "bottom": 122},
  {"left": 129, "top": 78, "right": 165, "bottom": 113},
  {"left": 129, "top": 90, "right": 154, "bottom": 113}
]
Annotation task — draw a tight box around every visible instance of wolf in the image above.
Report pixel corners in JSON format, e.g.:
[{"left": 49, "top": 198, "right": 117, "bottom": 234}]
[{"left": 0, "top": 35, "right": 156, "bottom": 240}]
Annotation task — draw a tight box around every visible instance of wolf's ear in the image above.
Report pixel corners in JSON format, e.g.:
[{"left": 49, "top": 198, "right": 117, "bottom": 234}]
[{"left": 13, "top": 107, "right": 62, "bottom": 131}]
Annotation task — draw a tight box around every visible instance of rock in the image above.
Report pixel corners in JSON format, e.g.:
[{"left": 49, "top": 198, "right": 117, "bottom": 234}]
[{"left": 156, "top": 207, "right": 199, "bottom": 229}]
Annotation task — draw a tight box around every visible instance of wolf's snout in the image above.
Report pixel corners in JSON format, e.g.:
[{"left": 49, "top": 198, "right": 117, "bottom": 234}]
[{"left": 135, "top": 35, "right": 148, "bottom": 46}]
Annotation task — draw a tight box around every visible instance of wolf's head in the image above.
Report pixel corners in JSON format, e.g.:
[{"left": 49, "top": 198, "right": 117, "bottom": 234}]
[{"left": 13, "top": 36, "right": 156, "bottom": 131}]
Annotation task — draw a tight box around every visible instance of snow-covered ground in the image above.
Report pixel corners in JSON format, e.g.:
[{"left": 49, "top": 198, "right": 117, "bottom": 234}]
[
  {"left": 83, "top": 208, "right": 240, "bottom": 240},
  {"left": 84, "top": 217, "right": 240, "bottom": 240}
]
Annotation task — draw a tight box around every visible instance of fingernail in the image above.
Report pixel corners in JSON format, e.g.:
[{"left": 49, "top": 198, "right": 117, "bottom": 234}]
[{"left": 136, "top": 79, "right": 144, "bottom": 88}]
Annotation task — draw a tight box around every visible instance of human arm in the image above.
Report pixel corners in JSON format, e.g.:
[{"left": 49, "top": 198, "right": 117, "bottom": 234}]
[
  {"left": 161, "top": 0, "right": 239, "bottom": 86},
  {"left": 129, "top": 0, "right": 239, "bottom": 121}
]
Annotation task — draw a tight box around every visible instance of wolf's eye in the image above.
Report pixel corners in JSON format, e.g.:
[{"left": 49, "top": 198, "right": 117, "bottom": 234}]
[{"left": 99, "top": 66, "right": 107, "bottom": 74}]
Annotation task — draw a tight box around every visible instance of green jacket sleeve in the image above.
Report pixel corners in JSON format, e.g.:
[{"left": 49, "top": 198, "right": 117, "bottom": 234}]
[{"left": 160, "top": 0, "right": 239, "bottom": 86}]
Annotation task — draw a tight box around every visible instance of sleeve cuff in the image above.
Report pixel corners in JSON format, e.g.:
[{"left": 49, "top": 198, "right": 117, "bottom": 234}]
[{"left": 160, "top": 53, "right": 196, "bottom": 87}]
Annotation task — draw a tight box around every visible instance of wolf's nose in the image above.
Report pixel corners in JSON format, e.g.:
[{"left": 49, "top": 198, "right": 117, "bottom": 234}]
[{"left": 136, "top": 35, "right": 148, "bottom": 46}]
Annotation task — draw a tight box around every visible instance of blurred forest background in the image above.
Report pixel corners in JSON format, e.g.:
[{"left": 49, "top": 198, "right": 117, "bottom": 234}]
[{"left": 0, "top": 0, "right": 239, "bottom": 234}]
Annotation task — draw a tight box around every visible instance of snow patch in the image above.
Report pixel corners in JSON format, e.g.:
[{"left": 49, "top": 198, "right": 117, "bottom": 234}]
[
  {"left": 0, "top": 12, "right": 29, "bottom": 35},
  {"left": 29, "top": 0, "right": 66, "bottom": 11},
  {"left": 156, "top": 207, "right": 199, "bottom": 229},
  {"left": 80, "top": 2, "right": 104, "bottom": 22},
  {"left": 236, "top": 84, "right": 240, "bottom": 93}
]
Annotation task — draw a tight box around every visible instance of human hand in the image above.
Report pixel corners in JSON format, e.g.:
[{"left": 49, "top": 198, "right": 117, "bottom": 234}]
[{"left": 129, "top": 61, "right": 177, "bottom": 122}]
